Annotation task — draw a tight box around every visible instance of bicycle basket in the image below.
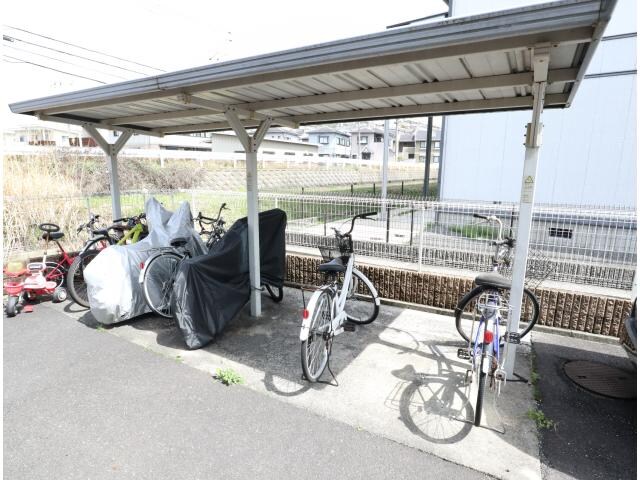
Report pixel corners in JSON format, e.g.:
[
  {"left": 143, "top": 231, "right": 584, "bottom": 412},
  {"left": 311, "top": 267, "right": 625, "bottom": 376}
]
[
  {"left": 497, "top": 247, "right": 555, "bottom": 289},
  {"left": 318, "top": 235, "right": 353, "bottom": 262}
]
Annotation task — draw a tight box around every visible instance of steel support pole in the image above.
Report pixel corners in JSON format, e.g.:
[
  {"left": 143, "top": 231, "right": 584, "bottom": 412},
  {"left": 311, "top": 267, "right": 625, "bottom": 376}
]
[
  {"left": 225, "top": 108, "right": 272, "bottom": 317},
  {"left": 83, "top": 126, "right": 131, "bottom": 219},
  {"left": 504, "top": 80, "right": 547, "bottom": 379}
]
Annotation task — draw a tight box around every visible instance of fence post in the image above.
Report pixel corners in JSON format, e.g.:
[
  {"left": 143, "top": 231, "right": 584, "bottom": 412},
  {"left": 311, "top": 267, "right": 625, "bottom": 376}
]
[
  {"left": 373, "top": 183, "right": 376, "bottom": 195},
  {"left": 324, "top": 213, "right": 327, "bottom": 236},
  {"left": 385, "top": 203, "right": 391, "bottom": 243},
  {"left": 409, "top": 208, "right": 414, "bottom": 246},
  {"left": 301, "top": 188, "right": 305, "bottom": 220},
  {"left": 417, "top": 205, "right": 425, "bottom": 272},
  {"left": 401, "top": 181, "right": 404, "bottom": 196}
]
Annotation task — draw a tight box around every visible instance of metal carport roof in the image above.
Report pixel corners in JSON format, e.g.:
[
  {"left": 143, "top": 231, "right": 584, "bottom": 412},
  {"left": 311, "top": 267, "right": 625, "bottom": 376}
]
[
  {"left": 8, "top": 0, "right": 616, "bottom": 375},
  {"left": 9, "top": 0, "right": 614, "bottom": 135}
]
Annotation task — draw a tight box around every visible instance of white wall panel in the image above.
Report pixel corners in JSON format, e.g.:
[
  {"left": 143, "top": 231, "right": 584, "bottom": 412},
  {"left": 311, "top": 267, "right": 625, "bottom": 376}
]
[
  {"left": 443, "top": 0, "right": 637, "bottom": 207},
  {"left": 441, "top": 75, "right": 637, "bottom": 206}
]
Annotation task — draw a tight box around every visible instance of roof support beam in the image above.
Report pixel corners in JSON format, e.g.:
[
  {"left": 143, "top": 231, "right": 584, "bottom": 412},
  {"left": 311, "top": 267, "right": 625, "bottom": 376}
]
[
  {"left": 287, "top": 94, "right": 568, "bottom": 124},
  {"left": 238, "top": 68, "right": 577, "bottom": 112},
  {"left": 83, "top": 125, "right": 133, "bottom": 219},
  {"left": 224, "top": 108, "right": 274, "bottom": 318},
  {"left": 35, "top": 112, "right": 163, "bottom": 137},
  {"left": 152, "top": 94, "right": 569, "bottom": 133},
  {"left": 180, "top": 93, "right": 299, "bottom": 129},
  {"left": 107, "top": 108, "right": 217, "bottom": 125},
  {"left": 504, "top": 46, "right": 550, "bottom": 379}
]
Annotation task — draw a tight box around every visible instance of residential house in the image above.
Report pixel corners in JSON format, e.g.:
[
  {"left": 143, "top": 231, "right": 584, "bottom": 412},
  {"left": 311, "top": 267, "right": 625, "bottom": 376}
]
[{"left": 305, "top": 126, "right": 351, "bottom": 158}]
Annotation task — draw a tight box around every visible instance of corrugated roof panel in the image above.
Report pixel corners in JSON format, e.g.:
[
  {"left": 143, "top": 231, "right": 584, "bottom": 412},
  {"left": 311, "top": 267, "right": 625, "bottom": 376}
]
[{"left": 8, "top": 0, "right": 615, "bottom": 134}]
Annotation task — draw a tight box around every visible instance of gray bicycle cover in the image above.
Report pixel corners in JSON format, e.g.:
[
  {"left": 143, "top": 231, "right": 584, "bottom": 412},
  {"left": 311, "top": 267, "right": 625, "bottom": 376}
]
[{"left": 84, "top": 197, "right": 205, "bottom": 324}]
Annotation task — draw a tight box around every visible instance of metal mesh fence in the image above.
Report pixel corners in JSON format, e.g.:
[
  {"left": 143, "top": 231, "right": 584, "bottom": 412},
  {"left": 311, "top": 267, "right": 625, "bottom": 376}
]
[{"left": 3, "top": 190, "right": 635, "bottom": 290}]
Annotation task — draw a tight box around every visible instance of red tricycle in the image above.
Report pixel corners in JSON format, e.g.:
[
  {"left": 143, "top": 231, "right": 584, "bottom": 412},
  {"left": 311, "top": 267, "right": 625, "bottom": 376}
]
[{"left": 3, "top": 223, "right": 73, "bottom": 317}]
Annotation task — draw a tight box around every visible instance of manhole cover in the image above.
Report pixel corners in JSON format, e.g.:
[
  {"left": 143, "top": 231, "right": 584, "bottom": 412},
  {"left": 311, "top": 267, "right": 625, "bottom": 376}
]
[{"left": 563, "top": 360, "right": 636, "bottom": 399}]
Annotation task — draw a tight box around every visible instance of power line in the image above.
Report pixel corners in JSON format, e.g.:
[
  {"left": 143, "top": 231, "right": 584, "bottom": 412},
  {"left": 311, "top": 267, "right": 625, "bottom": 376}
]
[
  {"left": 2, "top": 54, "right": 107, "bottom": 84},
  {"left": 3, "top": 34, "right": 153, "bottom": 77},
  {"left": 3, "top": 24, "right": 166, "bottom": 73},
  {"left": 4, "top": 43, "right": 129, "bottom": 81}
]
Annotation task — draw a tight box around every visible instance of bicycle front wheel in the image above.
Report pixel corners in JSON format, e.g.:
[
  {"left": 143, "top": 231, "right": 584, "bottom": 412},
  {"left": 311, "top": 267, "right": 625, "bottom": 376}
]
[
  {"left": 142, "top": 252, "right": 182, "bottom": 318},
  {"left": 67, "top": 250, "right": 100, "bottom": 308},
  {"left": 342, "top": 269, "right": 379, "bottom": 325},
  {"left": 455, "top": 285, "right": 539, "bottom": 344},
  {"left": 301, "top": 289, "right": 333, "bottom": 382}
]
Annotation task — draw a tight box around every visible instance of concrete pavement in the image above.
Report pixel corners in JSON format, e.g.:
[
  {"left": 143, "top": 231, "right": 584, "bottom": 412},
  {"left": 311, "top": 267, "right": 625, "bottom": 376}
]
[
  {"left": 4, "top": 301, "right": 492, "bottom": 480},
  {"left": 35, "top": 287, "right": 542, "bottom": 479}
]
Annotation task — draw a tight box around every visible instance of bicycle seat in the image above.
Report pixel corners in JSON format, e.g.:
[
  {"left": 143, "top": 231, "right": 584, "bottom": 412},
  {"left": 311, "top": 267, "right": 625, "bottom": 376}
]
[
  {"left": 92, "top": 228, "right": 110, "bottom": 236},
  {"left": 474, "top": 272, "right": 512, "bottom": 289},
  {"left": 170, "top": 237, "right": 189, "bottom": 248},
  {"left": 318, "top": 257, "right": 347, "bottom": 274},
  {"left": 41, "top": 231, "right": 64, "bottom": 241}
]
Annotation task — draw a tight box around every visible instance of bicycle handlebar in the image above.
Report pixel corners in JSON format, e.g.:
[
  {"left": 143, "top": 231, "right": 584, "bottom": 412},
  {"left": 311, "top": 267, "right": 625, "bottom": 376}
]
[{"left": 333, "top": 211, "right": 377, "bottom": 237}]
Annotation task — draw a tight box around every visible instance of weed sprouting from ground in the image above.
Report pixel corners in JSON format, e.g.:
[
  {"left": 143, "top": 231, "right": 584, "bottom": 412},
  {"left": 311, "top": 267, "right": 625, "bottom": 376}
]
[
  {"left": 527, "top": 408, "right": 555, "bottom": 429},
  {"left": 215, "top": 368, "right": 244, "bottom": 386}
]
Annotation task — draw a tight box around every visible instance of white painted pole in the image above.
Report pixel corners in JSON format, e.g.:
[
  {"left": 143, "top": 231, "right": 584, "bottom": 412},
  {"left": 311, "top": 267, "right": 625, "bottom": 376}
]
[
  {"left": 504, "top": 80, "right": 546, "bottom": 378},
  {"left": 246, "top": 146, "right": 262, "bottom": 316},
  {"left": 107, "top": 149, "right": 123, "bottom": 219},
  {"left": 83, "top": 126, "right": 131, "bottom": 220},
  {"left": 224, "top": 109, "right": 272, "bottom": 318}
]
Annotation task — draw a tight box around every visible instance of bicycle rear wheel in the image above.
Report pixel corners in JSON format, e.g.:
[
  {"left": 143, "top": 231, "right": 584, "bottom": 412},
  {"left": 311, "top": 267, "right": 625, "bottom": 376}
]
[
  {"left": 301, "top": 289, "right": 333, "bottom": 382},
  {"left": 44, "top": 261, "right": 67, "bottom": 289},
  {"left": 142, "top": 252, "right": 182, "bottom": 318},
  {"left": 455, "top": 285, "right": 539, "bottom": 344},
  {"left": 66, "top": 250, "right": 100, "bottom": 308},
  {"left": 342, "top": 269, "right": 379, "bottom": 325}
]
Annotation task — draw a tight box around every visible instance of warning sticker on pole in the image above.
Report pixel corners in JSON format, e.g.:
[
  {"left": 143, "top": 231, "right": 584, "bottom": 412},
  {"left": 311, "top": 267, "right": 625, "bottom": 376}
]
[{"left": 521, "top": 175, "right": 535, "bottom": 203}]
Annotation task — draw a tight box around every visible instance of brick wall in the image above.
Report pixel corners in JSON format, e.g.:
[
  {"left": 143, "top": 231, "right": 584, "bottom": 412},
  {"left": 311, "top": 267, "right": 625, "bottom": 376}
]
[{"left": 285, "top": 253, "right": 634, "bottom": 339}]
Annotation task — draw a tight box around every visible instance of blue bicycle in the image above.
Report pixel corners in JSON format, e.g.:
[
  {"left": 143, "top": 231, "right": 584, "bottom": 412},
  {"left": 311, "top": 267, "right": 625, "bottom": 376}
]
[
  {"left": 455, "top": 214, "right": 538, "bottom": 426},
  {"left": 457, "top": 291, "right": 510, "bottom": 426}
]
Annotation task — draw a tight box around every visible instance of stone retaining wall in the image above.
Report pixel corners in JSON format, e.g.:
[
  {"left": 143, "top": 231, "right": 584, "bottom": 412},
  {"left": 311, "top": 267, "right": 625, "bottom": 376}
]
[{"left": 285, "top": 253, "right": 633, "bottom": 339}]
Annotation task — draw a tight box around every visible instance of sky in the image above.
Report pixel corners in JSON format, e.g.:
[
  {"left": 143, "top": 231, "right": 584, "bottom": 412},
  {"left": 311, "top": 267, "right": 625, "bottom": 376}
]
[{"left": 2, "top": 0, "right": 448, "bottom": 127}]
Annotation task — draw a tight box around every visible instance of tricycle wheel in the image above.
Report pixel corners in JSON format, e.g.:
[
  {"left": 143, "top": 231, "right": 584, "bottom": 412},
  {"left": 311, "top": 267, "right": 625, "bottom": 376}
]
[
  {"left": 52, "top": 287, "right": 68, "bottom": 303},
  {"left": 5, "top": 296, "right": 20, "bottom": 317}
]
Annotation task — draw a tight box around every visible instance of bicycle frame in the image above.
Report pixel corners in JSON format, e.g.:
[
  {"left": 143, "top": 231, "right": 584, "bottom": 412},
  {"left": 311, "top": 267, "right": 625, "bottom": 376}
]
[
  {"left": 299, "top": 255, "right": 379, "bottom": 341},
  {"left": 116, "top": 222, "right": 145, "bottom": 245}
]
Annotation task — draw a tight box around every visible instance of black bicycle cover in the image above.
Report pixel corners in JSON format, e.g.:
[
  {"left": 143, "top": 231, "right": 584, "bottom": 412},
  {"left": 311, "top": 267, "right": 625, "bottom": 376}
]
[{"left": 172, "top": 208, "right": 286, "bottom": 349}]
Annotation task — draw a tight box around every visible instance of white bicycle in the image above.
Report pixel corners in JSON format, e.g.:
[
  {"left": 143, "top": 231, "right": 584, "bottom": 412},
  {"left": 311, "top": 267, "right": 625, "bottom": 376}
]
[{"left": 299, "top": 212, "right": 381, "bottom": 382}]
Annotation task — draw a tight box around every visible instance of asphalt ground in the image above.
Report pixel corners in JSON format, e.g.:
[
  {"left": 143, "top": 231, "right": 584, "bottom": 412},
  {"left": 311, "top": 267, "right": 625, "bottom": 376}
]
[
  {"left": 530, "top": 331, "right": 637, "bottom": 480},
  {"left": 3, "top": 303, "right": 490, "bottom": 480}
]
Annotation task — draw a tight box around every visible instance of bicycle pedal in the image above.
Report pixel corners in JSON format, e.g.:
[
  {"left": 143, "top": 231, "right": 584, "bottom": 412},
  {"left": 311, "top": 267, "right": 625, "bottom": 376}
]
[
  {"left": 457, "top": 348, "right": 471, "bottom": 360},
  {"left": 464, "top": 369, "right": 473, "bottom": 385},
  {"left": 343, "top": 322, "right": 356, "bottom": 332},
  {"left": 495, "top": 368, "right": 507, "bottom": 382},
  {"left": 506, "top": 332, "right": 521, "bottom": 344}
]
